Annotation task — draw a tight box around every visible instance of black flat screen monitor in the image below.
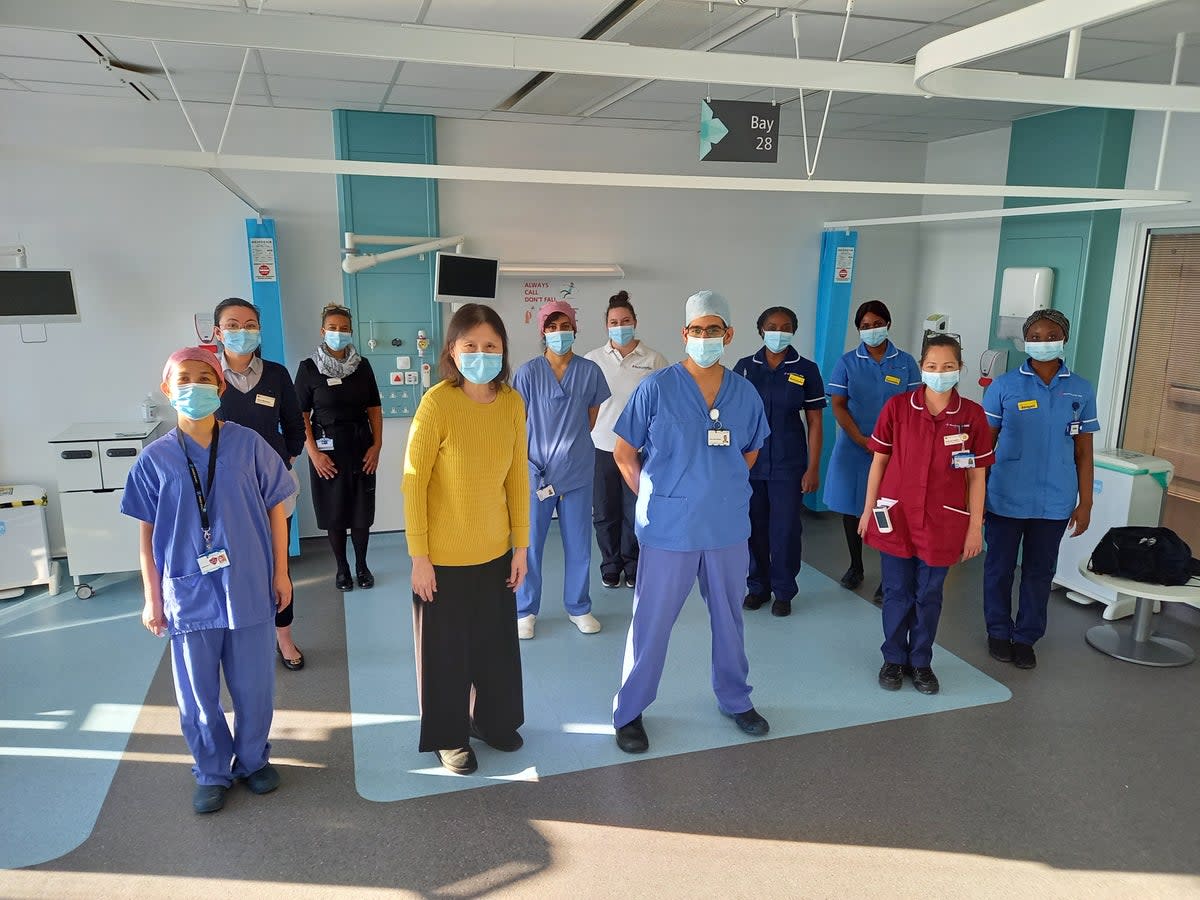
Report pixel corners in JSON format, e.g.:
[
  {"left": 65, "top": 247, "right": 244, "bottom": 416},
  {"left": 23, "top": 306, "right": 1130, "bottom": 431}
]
[
  {"left": 434, "top": 252, "right": 498, "bottom": 304},
  {"left": 0, "top": 270, "right": 80, "bottom": 324}
]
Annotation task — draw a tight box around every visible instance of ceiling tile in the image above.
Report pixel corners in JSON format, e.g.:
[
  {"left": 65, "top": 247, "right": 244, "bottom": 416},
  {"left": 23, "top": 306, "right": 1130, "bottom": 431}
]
[
  {"left": 942, "top": 0, "right": 1037, "bottom": 27},
  {"left": 719, "top": 12, "right": 925, "bottom": 59},
  {"left": 852, "top": 23, "right": 958, "bottom": 63},
  {"left": 258, "top": 50, "right": 397, "bottom": 83},
  {"left": 0, "top": 27, "right": 98, "bottom": 61},
  {"left": 633, "top": 80, "right": 761, "bottom": 103},
  {"left": 170, "top": 70, "right": 267, "bottom": 97},
  {"left": 385, "top": 83, "right": 511, "bottom": 110},
  {"left": 384, "top": 104, "right": 487, "bottom": 120},
  {"left": 511, "top": 72, "right": 637, "bottom": 116},
  {"left": 263, "top": 1, "right": 426, "bottom": 22},
  {"left": 479, "top": 110, "right": 583, "bottom": 125},
  {"left": 267, "top": 75, "right": 385, "bottom": 102},
  {"left": 391, "top": 62, "right": 533, "bottom": 94},
  {"left": 423, "top": 0, "right": 618, "bottom": 38},
  {"left": 788, "top": 1, "right": 991, "bottom": 22},
  {"left": 1086, "top": 0, "right": 1200, "bottom": 44},
  {"left": 832, "top": 94, "right": 948, "bottom": 116},
  {"left": 1082, "top": 52, "right": 1200, "bottom": 86},
  {"left": 21, "top": 80, "right": 133, "bottom": 97},
  {"left": 99, "top": 37, "right": 252, "bottom": 73},
  {"left": 595, "top": 98, "right": 697, "bottom": 121},
  {"left": 0, "top": 57, "right": 114, "bottom": 86},
  {"left": 966, "top": 36, "right": 1168, "bottom": 77}
]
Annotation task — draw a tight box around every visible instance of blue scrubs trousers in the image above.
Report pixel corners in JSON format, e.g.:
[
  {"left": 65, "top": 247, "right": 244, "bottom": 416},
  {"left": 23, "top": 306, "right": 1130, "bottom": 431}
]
[
  {"left": 518, "top": 484, "right": 593, "bottom": 619},
  {"left": 613, "top": 543, "right": 753, "bottom": 727},
  {"left": 170, "top": 620, "right": 275, "bottom": 786},
  {"left": 747, "top": 477, "right": 806, "bottom": 602},
  {"left": 880, "top": 553, "right": 949, "bottom": 669},
  {"left": 983, "top": 512, "right": 1070, "bottom": 646}
]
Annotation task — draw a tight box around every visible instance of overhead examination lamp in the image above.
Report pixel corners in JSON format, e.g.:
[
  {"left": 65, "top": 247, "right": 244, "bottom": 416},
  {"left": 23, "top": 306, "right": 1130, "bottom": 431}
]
[{"left": 342, "top": 233, "right": 466, "bottom": 274}]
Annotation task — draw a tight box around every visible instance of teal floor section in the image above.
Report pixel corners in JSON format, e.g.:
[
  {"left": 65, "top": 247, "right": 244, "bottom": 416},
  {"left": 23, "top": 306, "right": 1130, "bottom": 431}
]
[
  {"left": 0, "top": 573, "right": 166, "bottom": 870},
  {"left": 347, "top": 530, "right": 1012, "bottom": 802}
]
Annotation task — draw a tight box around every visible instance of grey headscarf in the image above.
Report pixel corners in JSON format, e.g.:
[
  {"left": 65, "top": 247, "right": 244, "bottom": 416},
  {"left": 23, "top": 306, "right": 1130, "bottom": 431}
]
[
  {"left": 1022, "top": 309, "right": 1070, "bottom": 342},
  {"left": 312, "top": 343, "right": 363, "bottom": 379}
]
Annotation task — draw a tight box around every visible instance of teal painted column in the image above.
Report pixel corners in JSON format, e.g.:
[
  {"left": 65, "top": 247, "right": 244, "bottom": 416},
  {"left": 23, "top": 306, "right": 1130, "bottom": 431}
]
[
  {"left": 333, "top": 110, "right": 440, "bottom": 418},
  {"left": 990, "top": 108, "right": 1133, "bottom": 383}
]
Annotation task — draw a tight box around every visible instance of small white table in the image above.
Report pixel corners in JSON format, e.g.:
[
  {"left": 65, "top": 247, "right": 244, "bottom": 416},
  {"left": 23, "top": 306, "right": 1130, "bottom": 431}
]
[{"left": 1078, "top": 563, "right": 1200, "bottom": 667}]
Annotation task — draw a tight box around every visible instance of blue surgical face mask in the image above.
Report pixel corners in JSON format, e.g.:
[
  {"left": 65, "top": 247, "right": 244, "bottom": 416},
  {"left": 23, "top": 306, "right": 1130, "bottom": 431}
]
[
  {"left": 459, "top": 352, "right": 502, "bottom": 385},
  {"left": 221, "top": 329, "right": 261, "bottom": 355},
  {"left": 921, "top": 370, "right": 960, "bottom": 393},
  {"left": 763, "top": 331, "right": 793, "bottom": 353},
  {"left": 545, "top": 331, "right": 575, "bottom": 355},
  {"left": 324, "top": 330, "right": 352, "bottom": 352},
  {"left": 1025, "top": 340, "right": 1064, "bottom": 362},
  {"left": 170, "top": 383, "right": 221, "bottom": 421},
  {"left": 860, "top": 326, "right": 889, "bottom": 348},
  {"left": 686, "top": 336, "right": 725, "bottom": 369},
  {"left": 609, "top": 326, "right": 635, "bottom": 346}
]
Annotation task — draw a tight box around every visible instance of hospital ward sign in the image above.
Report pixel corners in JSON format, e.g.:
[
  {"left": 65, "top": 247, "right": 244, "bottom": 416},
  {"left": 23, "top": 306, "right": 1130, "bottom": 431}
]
[{"left": 699, "top": 99, "right": 779, "bottom": 163}]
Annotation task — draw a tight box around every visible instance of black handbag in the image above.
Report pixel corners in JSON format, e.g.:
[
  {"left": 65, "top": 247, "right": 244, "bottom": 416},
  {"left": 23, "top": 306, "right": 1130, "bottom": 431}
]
[{"left": 1087, "top": 526, "right": 1200, "bottom": 586}]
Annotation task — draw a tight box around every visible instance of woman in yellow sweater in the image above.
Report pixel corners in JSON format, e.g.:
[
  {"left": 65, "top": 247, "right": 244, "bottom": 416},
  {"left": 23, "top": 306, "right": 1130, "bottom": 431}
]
[{"left": 402, "top": 304, "right": 531, "bottom": 775}]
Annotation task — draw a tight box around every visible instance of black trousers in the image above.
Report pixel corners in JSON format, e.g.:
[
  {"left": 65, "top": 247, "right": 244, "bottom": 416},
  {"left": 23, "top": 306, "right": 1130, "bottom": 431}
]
[
  {"left": 412, "top": 552, "right": 524, "bottom": 752},
  {"left": 592, "top": 449, "right": 639, "bottom": 579}
]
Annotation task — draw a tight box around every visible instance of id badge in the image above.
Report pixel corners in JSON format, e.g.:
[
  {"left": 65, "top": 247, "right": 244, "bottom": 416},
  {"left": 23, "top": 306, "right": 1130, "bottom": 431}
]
[
  {"left": 951, "top": 450, "right": 976, "bottom": 470},
  {"left": 708, "top": 429, "right": 731, "bottom": 447},
  {"left": 327, "top": 377, "right": 342, "bottom": 386},
  {"left": 198, "top": 547, "right": 231, "bottom": 574},
  {"left": 316, "top": 437, "right": 335, "bottom": 452},
  {"left": 943, "top": 433, "right": 968, "bottom": 446},
  {"left": 255, "top": 393, "right": 276, "bottom": 407},
  {"left": 1067, "top": 420, "right": 1082, "bottom": 436},
  {"left": 536, "top": 485, "right": 556, "bottom": 502}
]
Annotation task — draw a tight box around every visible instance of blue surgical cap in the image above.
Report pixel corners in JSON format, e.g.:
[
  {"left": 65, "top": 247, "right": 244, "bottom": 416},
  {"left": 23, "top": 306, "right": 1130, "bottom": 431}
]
[{"left": 684, "top": 290, "right": 731, "bottom": 327}]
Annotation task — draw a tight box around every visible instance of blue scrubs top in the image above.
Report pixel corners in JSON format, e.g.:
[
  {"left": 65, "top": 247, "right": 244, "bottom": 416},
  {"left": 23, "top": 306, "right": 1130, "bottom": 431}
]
[
  {"left": 733, "top": 347, "right": 826, "bottom": 480},
  {"left": 822, "top": 340, "right": 921, "bottom": 516},
  {"left": 513, "top": 355, "right": 611, "bottom": 495},
  {"left": 121, "top": 422, "right": 294, "bottom": 636},
  {"left": 984, "top": 360, "right": 1100, "bottom": 521},
  {"left": 615, "top": 363, "right": 770, "bottom": 552}
]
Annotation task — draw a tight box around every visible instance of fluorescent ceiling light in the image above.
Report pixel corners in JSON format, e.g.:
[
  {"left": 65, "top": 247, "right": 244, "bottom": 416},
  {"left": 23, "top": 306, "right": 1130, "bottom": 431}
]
[{"left": 499, "top": 264, "right": 624, "bottom": 277}]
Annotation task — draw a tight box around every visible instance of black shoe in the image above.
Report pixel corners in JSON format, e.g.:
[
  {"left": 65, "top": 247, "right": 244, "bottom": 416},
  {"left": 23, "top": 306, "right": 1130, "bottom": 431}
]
[
  {"left": 602, "top": 572, "right": 621, "bottom": 589},
  {"left": 878, "top": 662, "right": 904, "bottom": 691},
  {"left": 1012, "top": 642, "right": 1037, "bottom": 669},
  {"left": 624, "top": 573, "right": 636, "bottom": 589},
  {"left": 988, "top": 637, "right": 1013, "bottom": 663},
  {"left": 435, "top": 746, "right": 478, "bottom": 775},
  {"left": 335, "top": 569, "right": 354, "bottom": 592},
  {"left": 470, "top": 721, "right": 524, "bottom": 752},
  {"left": 872, "top": 583, "right": 884, "bottom": 605},
  {"left": 276, "top": 643, "right": 305, "bottom": 671},
  {"left": 615, "top": 715, "right": 649, "bottom": 754},
  {"left": 192, "top": 783, "right": 228, "bottom": 814},
  {"left": 770, "top": 597, "right": 792, "bottom": 617},
  {"left": 728, "top": 707, "right": 770, "bottom": 736},
  {"left": 743, "top": 593, "right": 769, "bottom": 611},
  {"left": 910, "top": 666, "right": 940, "bottom": 694},
  {"left": 356, "top": 568, "right": 374, "bottom": 589},
  {"left": 243, "top": 763, "right": 280, "bottom": 794},
  {"left": 840, "top": 567, "right": 864, "bottom": 590}
]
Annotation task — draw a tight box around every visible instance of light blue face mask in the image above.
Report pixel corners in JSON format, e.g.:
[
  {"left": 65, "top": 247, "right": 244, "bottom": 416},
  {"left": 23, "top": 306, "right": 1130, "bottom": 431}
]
[
  {"left": 921, "top": 370, "right": 960, "bottom": 393},
  {"left": 545, "top": 331, "right": 575, "bottom": 355},
  {"left": 763, "top": 331, "right": 793, "bottom": 353},
  {"left": 1025, "top": 340, "right": 1064, "bottom": 362},
  {"left": 170, "top": 383, "right": 221, "bottom": 421},
  {"left": 324, "top": 330, "right": 353, "bottom": 352},
  {"left": 860, "top": 326, "right": 889, "bottom": 348},
  {"left": 686, "top": 336, "right": 725, "bottom": 368},
  {"left": 221, "top": 329, "right": 261, "bottom": 355},
  {"left": 459, "top": 352, "right": 503, "bottom": 385},
  {"left": 609, "top": 326, "right": 635, "bottom": 346}
]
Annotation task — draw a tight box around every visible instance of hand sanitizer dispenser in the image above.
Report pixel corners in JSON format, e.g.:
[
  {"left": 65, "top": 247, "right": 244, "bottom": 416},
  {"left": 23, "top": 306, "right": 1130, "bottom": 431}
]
[{"left": 997, "top": 267, "right": 1053, "bottom": 346}]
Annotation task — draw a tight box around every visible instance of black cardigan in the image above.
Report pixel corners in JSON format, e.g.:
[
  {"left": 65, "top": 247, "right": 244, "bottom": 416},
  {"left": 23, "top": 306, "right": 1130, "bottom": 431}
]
[{"left": 217, "top": 359, "right": 306, "bottom": 466}]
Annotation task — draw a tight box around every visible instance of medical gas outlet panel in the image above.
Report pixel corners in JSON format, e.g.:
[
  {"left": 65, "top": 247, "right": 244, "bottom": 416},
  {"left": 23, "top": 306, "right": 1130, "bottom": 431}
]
[{"left": 363, "top": 322, "right": 434, "bottom": 418}]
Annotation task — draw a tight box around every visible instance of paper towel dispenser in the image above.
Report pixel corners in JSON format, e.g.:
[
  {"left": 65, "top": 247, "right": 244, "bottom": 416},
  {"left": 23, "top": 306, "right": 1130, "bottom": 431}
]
[{"left": 997, "top": 267, "right": 1053, "bottom": 343}]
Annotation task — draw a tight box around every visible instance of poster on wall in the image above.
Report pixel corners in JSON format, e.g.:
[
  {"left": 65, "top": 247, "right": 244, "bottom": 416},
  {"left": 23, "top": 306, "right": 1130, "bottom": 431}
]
[
  {"left": 522, "top": 279, "right": 582, "bottom": 327},
  {"left": 250, "top": 237, "right": 277, "bottom": 282}
]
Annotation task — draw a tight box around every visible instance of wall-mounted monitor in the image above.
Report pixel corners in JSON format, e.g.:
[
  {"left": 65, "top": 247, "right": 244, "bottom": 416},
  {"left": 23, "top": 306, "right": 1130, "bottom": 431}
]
[
  {"left": 0, "top": 270, "right": 80, "bottom": 324},
  {"left": 434, "top": 252, "right": 498, "bottom": 304}
]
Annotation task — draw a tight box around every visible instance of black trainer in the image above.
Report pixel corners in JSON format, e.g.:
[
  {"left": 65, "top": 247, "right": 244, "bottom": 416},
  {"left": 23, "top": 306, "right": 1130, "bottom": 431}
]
[
  {"left": 624, "top": 573, "right": 636, "bottom": 589},
  {"left": 335, "top": 569, "right": 354, "bottom": 592},
  {"left": 192, "top": 783, "right": 228, "bottom": 814},
  {"left": 911, "top": 666, "right": 940, "bottom": 695},
  {"left": 615, "top": 715, "right": 649, "bottom": 754},
  {"left": 743, "top": 593, "right": 769, "bottom": 611},
  {"left": 602, "top": 573, "right": 621, "bottom": 589},
  {"left": 1012, "top": 642, "right": 1037, "bottom": 669},
  {"left": 728, "top": 707, "right": 770, "bottom": 736},
  {"left": 878, "top": 662, "right": 903, "bottom": 691},
  {"left": 840, "top": 567, "right": 864, "bottom": 590},
  {"left": 988, "top": 637, "right": 1013, "bottom": 662},
  {"left": 770, "top": 597, "right": 792, "bottom": 617}
]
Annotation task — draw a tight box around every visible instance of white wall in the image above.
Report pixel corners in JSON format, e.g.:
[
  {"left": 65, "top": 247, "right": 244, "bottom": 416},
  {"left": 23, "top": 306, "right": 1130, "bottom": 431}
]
[
  {"left": 910, "top": 126, "right": 1011, "bottom": 403},
  {"left": 1097, "top": 111, "right": 1200, "bottom": 447},
  {"left": 1, "top": 91, "right": 925, "bottom": 554}
]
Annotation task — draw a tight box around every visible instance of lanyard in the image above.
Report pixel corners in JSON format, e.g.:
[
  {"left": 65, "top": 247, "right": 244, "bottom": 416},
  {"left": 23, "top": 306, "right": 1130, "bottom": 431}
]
[{"left": 177, "top": 423, "right": 220, "bottom": 549}]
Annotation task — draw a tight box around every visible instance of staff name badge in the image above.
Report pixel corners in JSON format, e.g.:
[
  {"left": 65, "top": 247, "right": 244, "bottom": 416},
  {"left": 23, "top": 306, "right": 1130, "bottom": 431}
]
[
  {"left": 198, "top": 547, "right": 232, "bottom": 574},
  {"left": 327, "top": 377, "right": 343, "bottom": 386},
  {"left": 1067, "top": 420, "right": 1083, "bottom": 436},
  {"left": 706, "top": 408, "right": 730, "bottom": 447},
  {"left": 944, "top": 432, "right": 969, "bottom": 446},
  {"left": 1018, "top": 399, "right": 1038, "bottom": 411},
  {"left": 536, "top": 485, "right": 556, "bottom": 502},
  {"left": 951, "top": 450, "right": 976, "bottom": 469},
  {"left": 254, "top": 394, "right": 276, "bottom": 407},
  {"left": 788, "top": 373, "right": 806, "bottom": 386},
  {"left": 884, "top": 375, "right": 902, "bottom": 385},
  {"left": 316, "top": 437, "right": 335, "bottom": 451}
]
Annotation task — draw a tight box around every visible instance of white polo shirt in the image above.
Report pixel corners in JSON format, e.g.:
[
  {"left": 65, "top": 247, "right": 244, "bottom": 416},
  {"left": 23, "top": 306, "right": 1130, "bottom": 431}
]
[{"left": 584, "top": 340, "right": 669, "bottom": 452}]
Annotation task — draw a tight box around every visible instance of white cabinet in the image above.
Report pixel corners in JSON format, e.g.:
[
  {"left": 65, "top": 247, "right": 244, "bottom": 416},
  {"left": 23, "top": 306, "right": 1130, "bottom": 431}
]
[{"left": 49, "top": 422, "right": 162, "bottom": 598}]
